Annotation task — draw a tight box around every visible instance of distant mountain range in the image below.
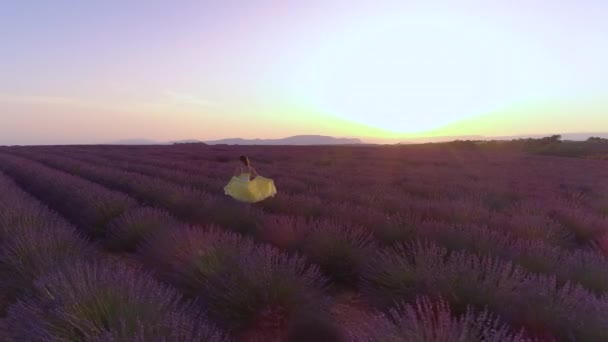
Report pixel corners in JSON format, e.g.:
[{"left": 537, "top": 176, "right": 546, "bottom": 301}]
[
  {"left": 109, "top": 138, "right": 160, "bottom": 145},
  {"left": 109, "top": 135, "right": 362, "bottom": 145},
  {"left": 108, "top": 132, "right": 608, "bottom": 146},
  {"left": 204, "top": 135, "right": 362, "bottom": 145}
]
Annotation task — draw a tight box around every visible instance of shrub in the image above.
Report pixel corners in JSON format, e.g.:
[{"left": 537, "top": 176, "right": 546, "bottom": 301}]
[
  {"left": 351, "top": 297, "right": 527, "bottom": 342},
  {"left": 257, "top": 214, "right": 310, "bottom": 251},
  {"left": 481, "top": 191, "right": 521, "bottom": 212},
  {"left": 417, "top": 222, "right": 514, "bottom": 257},
  {"left": 0, "top": 203, "right": 66, "bottom": 241},
  {"left": 442, "top": 252, "right": 528, "bottom": 316},
  {"left": 361, "top": 241, "right": 449, "bottom": 308},
  {"left": 202, "top": 244, "right": 331, "bottom": 335},
  {"left": 0, "top": 173, "right": 64, "bottom": 239},
  {"left": 429, "top": 199, "right": 493, "bottom": 225},
  {"left": 1, "top": 225, "right": 93, "bottom": 289},
  {"left": 516, "top": 276, "right": 608, "bottom": 340},
  {"left": 283, "top": 311, "right": 348, "bottom": 342},
  {"left": 0, "top": 153, "right": 137, "bottom": 237},
  {"left": 370, "top": 213, "right": 423, "bottom": 246},
  {"left": 161, "top": 186, "right": 213, "bottom": 223},
  {"left": 106, "top": 207, "right": 177, "bottom": 252},
  {"left": 204, "top": 199, "right": 264, "bottom": 235},
  {"left": 258, "top": 215, "right": 374, "bottom": 287},
  {"left": 505, "top": 239, "right": 565, "bottom": 277},
  {"left": 259, "top": 194, "right": 324, "bottom": 218},
  {"left": 301, "top": 220, "right": 374, "bottom": 287},
  {"left": 320, "top": 203, "right": 390, "bottom": 230},
  {"left": 489, "top": 212, "right": 573, "bottom": 247},
  {"left": 550, "top": 207, "right": 607, "bottom": 245},
  {"left": 555, "top": 248, "right": 608, "bottom": 294},
  {"left": 138, "top": 225, "right": 251, "bottom": 297},
  {"left": 0, "top": 264, "right": 19, "bottom": 315},
  {"left": 89, "top": 310, "right": 227, "bottom": 342},
  {"left": 507, "top": 239, "right": 608, "bottom": 295},
  {"left": 6, "top": 261, "right": 224, "bottom": 341}
]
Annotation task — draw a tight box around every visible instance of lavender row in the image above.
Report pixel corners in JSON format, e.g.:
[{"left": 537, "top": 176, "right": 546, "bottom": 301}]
[
  {"left": 137, "top": 225, "right": 334, "bottom": 338},
  {"left": 20, "top": 146, "right": 608, "bottom": 236},
  {"left": 2, "top": 144, "right": 601, "bottom": 340},
  {"left": 0, "top": 152, "right": 137, "bottom": 238},
  {"left": 23, "top": 144, "right": 608, "bottom": 200},
  {"left": 0, "top": 171, "right": 93, "bottom": 315},
  {"left": 135, "top": 223, "right": 528, "bottom": 341},
  {"left": 258, "top": 214, "right": 608, "bottom": 294},
  {"left": 0, "top": 150, "right": 378, "bottom": 336},
  {"left": 35, "top": 147, "right": 227, "bottom": 193},
  {"left": 361, "top": 240, "right": 608, "bottom": 340},
  {"left": 0, "top": 170, "right": 515, "bottom": 340},
  {"left": 0, "top": 149, "right": 377, "bottom": 336},
  {"left": 7, "top": 147, "right": 607, "bottom": 295},
  {"left": 347, "top": 296, "right": 528, "bottom": 342},
  {"left": 7, "top": 261, "right": 226, "bottom": 341},
  {"left": 5, "top": 149, "right": 259, "bottom": 235},
  {"left": 264, "top": 191, "right": 607, "bottom": 251},
  {"left": 0, "top": 172, "right": 225, "bottom": 340},
  {"left": 381, "top": 219, "right": 608, "bottom": 294},
  {"left": 21, "top": 144, "right": 607, "bottom": 291}
]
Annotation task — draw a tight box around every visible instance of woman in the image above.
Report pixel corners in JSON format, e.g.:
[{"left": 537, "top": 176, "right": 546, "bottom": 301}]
[{"left": 224, "top": 155, "right": 277, "bottom": 203}]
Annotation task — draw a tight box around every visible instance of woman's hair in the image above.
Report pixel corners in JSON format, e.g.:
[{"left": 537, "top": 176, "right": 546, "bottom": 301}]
[{"left": 239, "top": 155, "right": 250, "bottom": 166}]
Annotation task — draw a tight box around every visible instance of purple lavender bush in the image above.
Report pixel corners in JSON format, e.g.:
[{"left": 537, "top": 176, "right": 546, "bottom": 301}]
[
  {"left": 320, "top": 203, "right": 389, "bottom": 231},
  {"left": 0, "top": 172, "right": 95, "bottom": 313},
  {"left": 350, "top": 296, "right": 527, "bottom": 342},
  {"left": 283, "top": 311, "right": 349, "bottom": 342},
  {"left": 5, "top": 150, "right": 218, "bottom": 229},
  {"left": 257, "top": 214, "right": 310, "bottom": 251},
  {"left": 259, "top": 193, "right": 324, "bottom": 218},
  {"left": 300, "top": 219, "right": 374, "bottom": 287},
  {"left": 510, "top": 240, "right": 608, "bottom": 294},
  {"left": 106, "top": 206, "right": 177, "bottom": 252},
  {"left": 361, "top": 240, "right": 449, "bottom": 308},
  {"left": 138, "top": 225, "right": 253, "bottom": 296},
  {"left": 363, "top": 240, "right": 608, "bottom": 340},
  {"left": 201, "top": 244, "right": 332, "bottom": 335},
  {"left": 416, "top": 222, "right": 514, "bottom": 257},
  {"left": 1, "top": 224, "right": 93, "bottom": 288},
  {"left": 203, "top": 198, "right": 265, "bottom": 235},
  {"left": 0, "top": 204, "right": 65, "bottom": 238},
  {"left": 490, "top": 210, "right": 573, "bottom": 247},
  {"left": 371, "top": 213, "right": 424, "bottom": 246},
  {"left": 0, "top": 172, "right": 65, "bottom": 237},
  {"left": 0, "top": 153, "right": 137, "bottom": 237},
  {"left": 6, "top": 260, "right": 225, "bottom": 341},
  {"left": 515, "top": 276, "right": 608, "bottom": 341},
  {"left": 88, "top": 310, "right": 228, "bottom": 342},
  {"left": 258, "top": 215, "right": 374, "bottom": 287},
  {"left": 440, "top": 252, "right": 529, "bottom": 316},
  {"left": 550, "top": 206, "right": 607, "bottom": 245},
  {"left": 0, "top": 224, "right": 93, "bottom": 316}
]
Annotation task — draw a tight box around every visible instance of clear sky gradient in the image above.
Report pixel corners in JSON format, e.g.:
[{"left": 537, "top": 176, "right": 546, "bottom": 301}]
[{"left": 1, "top": 0, "right": 607, "bottom": 145}]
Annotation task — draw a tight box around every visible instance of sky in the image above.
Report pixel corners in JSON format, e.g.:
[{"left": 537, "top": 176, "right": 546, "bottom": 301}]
[{"left": 1, "top": 0, "right": 607, "bottom": 145}]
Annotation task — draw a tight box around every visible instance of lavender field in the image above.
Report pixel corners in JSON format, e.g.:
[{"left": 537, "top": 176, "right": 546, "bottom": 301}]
[{"left": 1, "top": 144, "right": 608, "bottom": 341}]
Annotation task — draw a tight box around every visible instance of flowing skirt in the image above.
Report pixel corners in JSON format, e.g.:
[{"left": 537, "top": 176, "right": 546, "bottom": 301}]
[{"left": 224, "top": 175, "right": 277, "bottom": 203}]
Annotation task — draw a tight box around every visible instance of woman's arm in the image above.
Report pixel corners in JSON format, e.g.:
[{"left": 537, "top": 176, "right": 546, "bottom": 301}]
[{"left": 250, "top": 167, "right": 258, "bottom": 179}]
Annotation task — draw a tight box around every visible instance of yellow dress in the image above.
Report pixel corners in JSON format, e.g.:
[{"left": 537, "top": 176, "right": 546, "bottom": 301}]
[{"left": 224, "top": 172, "right": 277, "bottom": 203}]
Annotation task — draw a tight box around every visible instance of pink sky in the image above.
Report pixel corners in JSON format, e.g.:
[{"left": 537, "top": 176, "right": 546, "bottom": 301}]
[{"left": 1, "top": 0, "right": 607, "bottom": 144}]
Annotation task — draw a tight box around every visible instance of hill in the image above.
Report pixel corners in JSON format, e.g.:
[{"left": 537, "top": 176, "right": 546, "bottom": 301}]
[{"left": 204, "top": 135, "right": 362, "bottom": 145}]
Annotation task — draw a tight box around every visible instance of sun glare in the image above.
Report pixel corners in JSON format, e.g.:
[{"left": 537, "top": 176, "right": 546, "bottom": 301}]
[{"left": 289, "top": 11, "right": 568, "bottom": 133}]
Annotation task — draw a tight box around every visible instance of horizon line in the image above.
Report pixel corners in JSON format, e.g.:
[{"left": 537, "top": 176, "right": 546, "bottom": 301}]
[{"left": 2, "top": 131, "right": 608, "bottom": 147}]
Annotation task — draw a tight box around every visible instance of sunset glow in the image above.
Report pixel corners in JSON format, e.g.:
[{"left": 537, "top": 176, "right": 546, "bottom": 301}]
[{"left": 1, "top": 1, "right": 607, "bottom": 144}]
